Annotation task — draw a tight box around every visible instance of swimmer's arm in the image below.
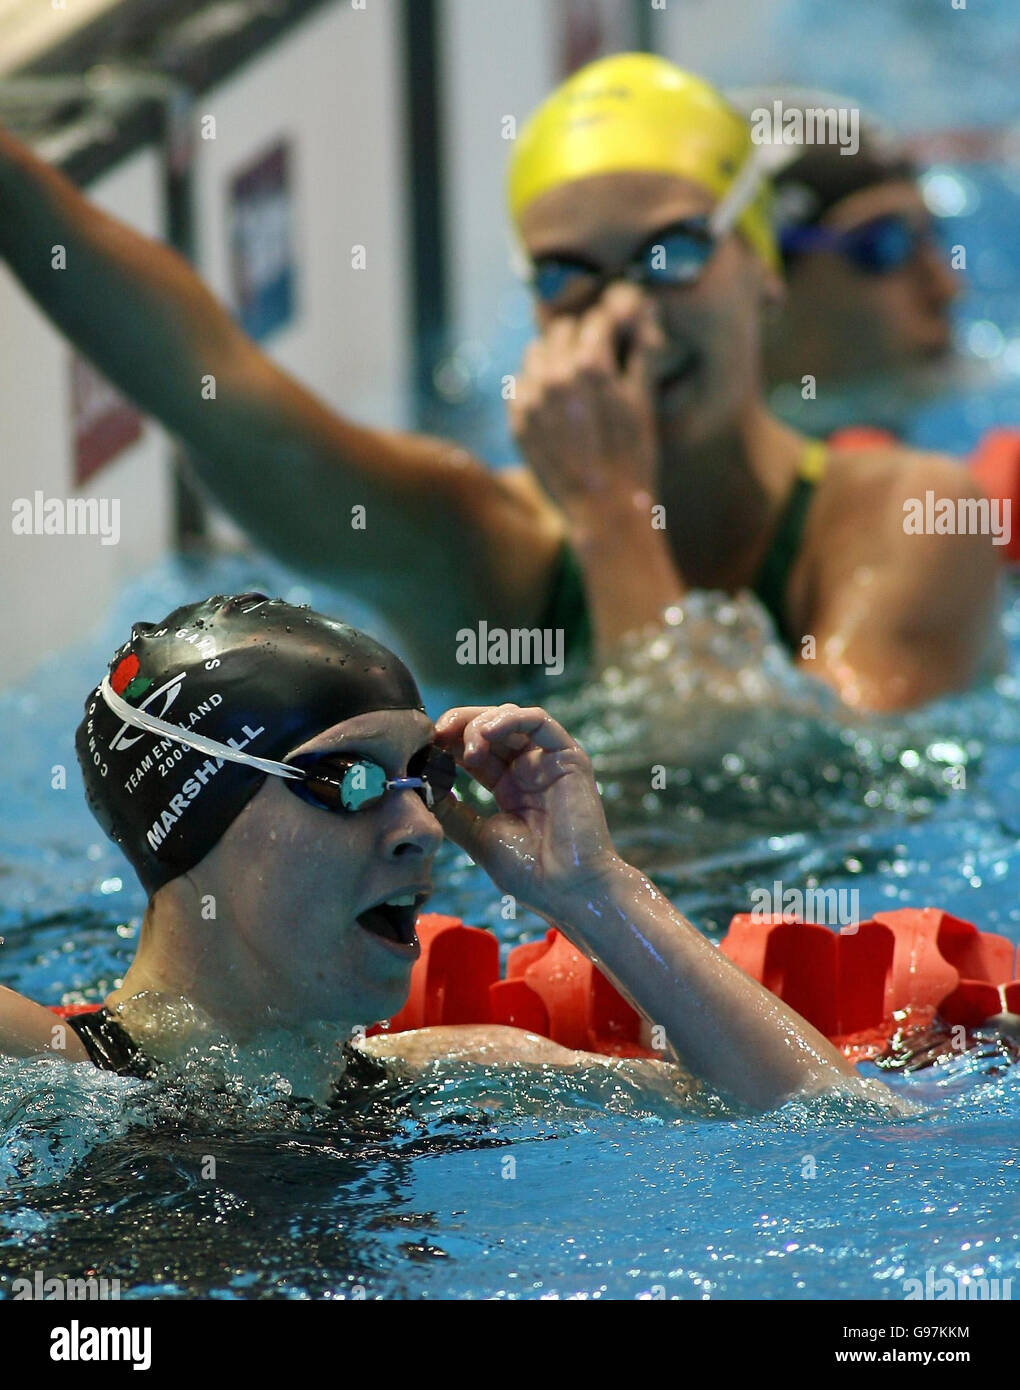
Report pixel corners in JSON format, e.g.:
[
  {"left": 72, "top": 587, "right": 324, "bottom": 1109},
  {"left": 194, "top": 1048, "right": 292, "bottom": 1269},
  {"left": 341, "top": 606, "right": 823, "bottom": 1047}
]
[
  {"left": 569, "top": 506, "right": 688, "bottom": 663},
  {"left": 507, "top": 288, "right": 688, "bottom": 660},
  {"left": 361, "top": 1024, "right": 603, "bottom": 1069},
  {"left": 358, "top": 1024, "right": 697, "bottom": 1095},
  {"left": 436, "top": 703, "right": 876, "bottom": 1113},
  {"left": 0, "top": 987, "right": 90, "bottom": 1063},
  {"left": 0, "top": 127, "right": 562, "bottom": 685},
  {"left": 802, "top": 457, "right": 1001, "bottom": 711},
  {"left": 549, "top": 861, "right": 870, "bottom": 1112}
]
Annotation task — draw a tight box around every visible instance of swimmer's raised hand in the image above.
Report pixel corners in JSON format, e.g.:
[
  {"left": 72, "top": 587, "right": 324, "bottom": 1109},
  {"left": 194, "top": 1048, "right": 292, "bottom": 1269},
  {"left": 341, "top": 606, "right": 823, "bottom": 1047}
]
[
  {"left": 508, "top": 284, "right": 688, "bottom": 655},
  {"left": 432, "top": 703, "right": 621, "bottom": 918},
  {"left": 508, "top": 283, "right": 665, "bottom": 524},
  {"left": 435, "top": 703, "right": 883, "bottom": 1111}
]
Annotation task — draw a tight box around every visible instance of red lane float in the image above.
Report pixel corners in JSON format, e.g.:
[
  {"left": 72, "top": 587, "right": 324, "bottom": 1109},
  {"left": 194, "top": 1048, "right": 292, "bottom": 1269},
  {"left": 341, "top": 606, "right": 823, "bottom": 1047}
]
[
  {"left": 51, "top": 907, "right": 1020, "bottom": 1063},
  {"left": 828, "top": 425, "right": 1020, "bottom": 565},
  {"left": 970, "top": 429, "right": 1020, "bottom": 563},
  {"left": 826, "top": 427, "right": 899, "bottom": 452},
  {"left": 368, "top": 913, "right": 656, "bottom": 1058},
  {"left": 721, "top": 907, "right": 1020, "bottom": 1060}
]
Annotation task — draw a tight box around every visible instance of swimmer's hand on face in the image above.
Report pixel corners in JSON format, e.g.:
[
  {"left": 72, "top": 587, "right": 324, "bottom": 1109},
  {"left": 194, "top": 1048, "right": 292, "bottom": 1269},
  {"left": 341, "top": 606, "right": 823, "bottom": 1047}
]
[
  {"left": 433, "top": 703, "right": 621, "bottom": 920},
  {"left": 509, "top": 283, "right": 666, "bottom": 527},
  {"left": 508, "top": 282, "right": 687, "bottom": 655}
]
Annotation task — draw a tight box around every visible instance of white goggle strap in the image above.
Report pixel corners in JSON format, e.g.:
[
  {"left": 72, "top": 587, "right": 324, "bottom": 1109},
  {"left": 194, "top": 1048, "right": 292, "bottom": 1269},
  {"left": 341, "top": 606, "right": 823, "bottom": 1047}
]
[
  {"left": 99, "top": 675, "right": 305, "bottom": 781},
  {"left": 388, "top": 775, "right": 432, "bottom": 807},
  {"left": 708, "top": 143, "right": 775, "bottom": 238},
  {"left": 508, "top": 226, "right": 533, "bottom": 282}
]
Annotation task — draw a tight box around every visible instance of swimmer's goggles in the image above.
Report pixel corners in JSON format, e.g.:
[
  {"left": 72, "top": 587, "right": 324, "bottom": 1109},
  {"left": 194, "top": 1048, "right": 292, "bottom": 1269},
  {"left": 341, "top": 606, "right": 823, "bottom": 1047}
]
[
  {"left": 531, "top": 218, "right": 719, "bottom": 312},
  {"left": 99, "top": 674, "right": 456, "bottom": 815},
  {"left": 285, "top": 748, "right": 456, "bottom": 814},
  {"left": 780, "top": 211, "right": 941, "bottom": 274},
  {"left": 528, "top": 146, "right": 771, "bottom": 313}
]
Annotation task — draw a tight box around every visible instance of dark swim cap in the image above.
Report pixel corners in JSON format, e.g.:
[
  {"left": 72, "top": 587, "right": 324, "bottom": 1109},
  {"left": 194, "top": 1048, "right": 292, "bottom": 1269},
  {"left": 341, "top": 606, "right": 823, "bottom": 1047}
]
[
  {"left": 731, "top": 89, "right": 917, "bottom": 246},
  {"left": 772, "top": 129, "right": 916, "bottom": 234},
  {"left": 75, "top": 594, "right": 425, "bottom": 893}
]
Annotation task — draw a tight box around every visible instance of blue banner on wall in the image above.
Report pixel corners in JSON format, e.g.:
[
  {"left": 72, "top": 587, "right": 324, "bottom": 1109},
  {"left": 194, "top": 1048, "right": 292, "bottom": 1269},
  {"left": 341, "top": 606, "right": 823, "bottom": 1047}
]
[{"left": 229, "top": 139, "right": 297, "bottom": 341}]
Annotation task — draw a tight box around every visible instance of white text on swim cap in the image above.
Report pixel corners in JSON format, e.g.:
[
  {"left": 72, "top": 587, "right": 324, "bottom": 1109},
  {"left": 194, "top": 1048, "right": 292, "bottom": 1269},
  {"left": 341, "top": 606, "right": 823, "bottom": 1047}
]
[{"left": 145, "top": 724, "right": 266, "bottom": 854}]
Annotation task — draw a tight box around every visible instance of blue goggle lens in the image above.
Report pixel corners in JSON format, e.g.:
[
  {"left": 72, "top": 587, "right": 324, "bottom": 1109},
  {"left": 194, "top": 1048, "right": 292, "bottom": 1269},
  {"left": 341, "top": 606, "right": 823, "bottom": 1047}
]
[
  {"left": 641, "top": 227, "right": 714, "bottom": 284},
  {"left": 531, "top": 221, "right": 716, "bottom": 306},
  {"left": 850, "top": 216, "right": 921, "bottom": 273},
  {"left": 287, "top": 747, "right": 456, "bottom": 815},
  {"left": 338, "top": 760, "right": 388, "bottom": 810},
  {"left": 532, "top": 260, "right": 599, "bottom": 305}
]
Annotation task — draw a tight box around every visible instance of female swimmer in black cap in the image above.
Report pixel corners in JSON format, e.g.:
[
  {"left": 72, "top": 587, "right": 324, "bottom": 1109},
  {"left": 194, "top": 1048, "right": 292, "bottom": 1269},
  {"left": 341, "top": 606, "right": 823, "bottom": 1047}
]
[{"left": 0, "top": 595, "right": 890, "bottom": 1111}]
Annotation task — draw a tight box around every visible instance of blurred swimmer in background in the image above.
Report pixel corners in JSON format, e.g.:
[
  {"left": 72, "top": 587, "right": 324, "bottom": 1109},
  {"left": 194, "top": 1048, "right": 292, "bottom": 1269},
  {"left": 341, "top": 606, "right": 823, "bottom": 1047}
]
[
  {"left": 750, "top": 94, "right": 1020, "bottom": 488},
  {"left": 751, "top": 97, "right": 961, "bottom": 423},
  {"left": 0, "top": 54, "right": 1001, "bottom": 711}
]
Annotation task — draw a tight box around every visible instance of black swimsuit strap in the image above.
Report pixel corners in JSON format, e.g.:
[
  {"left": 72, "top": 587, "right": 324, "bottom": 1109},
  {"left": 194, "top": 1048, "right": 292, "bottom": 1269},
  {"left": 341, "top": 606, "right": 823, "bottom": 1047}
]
[
  {"left": 66, "top": 1008, "right": 152, "bottom": 1078},
  {"left": 543, "top": 445, "right": 826, "bottom": 665},
  {"left": 67, "top": 1011, "right": 388, "bottom": 1093}
]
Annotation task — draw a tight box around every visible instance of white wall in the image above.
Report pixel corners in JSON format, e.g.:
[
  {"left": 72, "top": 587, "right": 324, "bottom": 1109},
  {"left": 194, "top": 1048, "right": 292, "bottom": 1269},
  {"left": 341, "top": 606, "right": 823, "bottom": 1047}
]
[
  {"left": 439, "top": 0, "right": 557, "bottom": 351},
  {"left": 0, "top": 146, "right": 171, "bottom": 686},
  {"left": 649, "top": 0, "right": 789, "bottom": 88},
  {"left": 193, "top": 0, "right": 410, "bottom": 430},
  {"left": 0, "top": 0, "right": 411, "bottom": 686},
  {"left": 0, "top": 0, "right": 121, "bottom": 75}
]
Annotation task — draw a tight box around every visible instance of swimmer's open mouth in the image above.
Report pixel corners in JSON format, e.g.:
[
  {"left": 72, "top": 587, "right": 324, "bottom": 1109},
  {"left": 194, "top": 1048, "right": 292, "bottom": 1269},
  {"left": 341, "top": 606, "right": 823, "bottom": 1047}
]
[{"left": 356, "top": 892, "right": 429, "bottom": 945}]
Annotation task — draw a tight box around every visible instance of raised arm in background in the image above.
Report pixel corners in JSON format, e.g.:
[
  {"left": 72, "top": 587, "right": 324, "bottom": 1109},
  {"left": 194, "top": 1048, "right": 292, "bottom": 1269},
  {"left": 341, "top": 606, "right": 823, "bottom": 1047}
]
[{"left": 0, "top": 124, "right": 563, "bottom": 687}]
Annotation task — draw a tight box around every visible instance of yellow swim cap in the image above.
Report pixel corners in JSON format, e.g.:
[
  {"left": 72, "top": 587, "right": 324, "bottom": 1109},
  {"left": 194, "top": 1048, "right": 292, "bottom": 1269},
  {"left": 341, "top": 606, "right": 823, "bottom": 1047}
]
[{"left": 507, "top": 52, "right": 778, "bottom": 272}]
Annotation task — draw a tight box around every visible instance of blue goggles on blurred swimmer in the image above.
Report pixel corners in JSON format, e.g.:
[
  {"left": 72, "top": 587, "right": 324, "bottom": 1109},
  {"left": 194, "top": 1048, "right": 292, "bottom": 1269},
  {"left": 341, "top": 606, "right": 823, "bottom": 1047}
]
[
  {"left": 526, "top": 143, "right": 775, "bottom": 312},
  {"left": 780, "top": 212, "right": 940, "bottom": 274},
  {"left": 530, "top": 217, "right": 722, "bottom": 311},
  {"left": 526, "top": 144, "right": 774, "bottom": 312}
]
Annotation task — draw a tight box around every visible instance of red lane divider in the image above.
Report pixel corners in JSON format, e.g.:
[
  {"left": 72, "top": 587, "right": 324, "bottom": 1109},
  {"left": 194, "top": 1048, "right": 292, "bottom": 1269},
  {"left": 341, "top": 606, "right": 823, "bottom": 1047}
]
[
  {"left": 52, "top": 906, "right": 1019, "bottom": 1064},
  {"left": 369, "top": 913, "right": 657, "bottom": 1057},
  {"left": 721, "top": 906, "right": 1020, "bottom": 1059}
]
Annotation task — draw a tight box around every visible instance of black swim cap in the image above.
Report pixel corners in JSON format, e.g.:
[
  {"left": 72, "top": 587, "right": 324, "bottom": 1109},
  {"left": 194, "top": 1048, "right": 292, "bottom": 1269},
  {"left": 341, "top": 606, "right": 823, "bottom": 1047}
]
[
  {"left": 75, "top": 594, "right": 425, "bottom": 894},
  {"left": 772, "top": 129, "right": 916, "bottom": 236},
  {"left": 731, "top": 89, "right": 917, "bottom": 246}
]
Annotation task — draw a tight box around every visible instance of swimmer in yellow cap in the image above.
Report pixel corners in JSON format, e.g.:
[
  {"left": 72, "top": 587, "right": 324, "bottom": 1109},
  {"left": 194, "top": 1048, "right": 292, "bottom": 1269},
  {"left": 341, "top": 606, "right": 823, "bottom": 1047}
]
[
  {"left": 0, "top": 54, "right": 1000, "bottom": 711},
  {"left": 734, "top": 90, "right": 962, "bottom": 431},
  {"left": 499, "top": 55, "right": 998, "bottom": 709}
]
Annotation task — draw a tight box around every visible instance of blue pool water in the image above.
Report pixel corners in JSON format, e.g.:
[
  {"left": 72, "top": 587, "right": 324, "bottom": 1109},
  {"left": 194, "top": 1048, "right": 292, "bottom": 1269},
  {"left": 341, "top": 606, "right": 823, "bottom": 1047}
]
[{"left": 1, "top": 546, "right": 1018, "bottom": 1301}]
